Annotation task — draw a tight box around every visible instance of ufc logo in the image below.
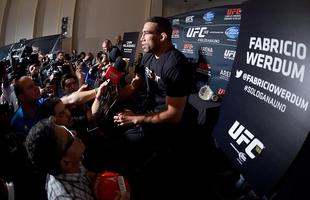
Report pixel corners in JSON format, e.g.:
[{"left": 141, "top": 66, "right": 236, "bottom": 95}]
[
  {"left": 183, "top": 43, "right": 193, "bottom": 49},
  {"left": 227, "top": 8, "right": 241, "bottom": 15},
  {"left": 186, "top": 27, "right": 208, "bottom": 38},
  {"left": 217, "top": 89, "right": 225, "bottom": 95},
  {"left": 228, "top": 120, "right": 264, "bottom": 159},
  {"left": 224, "top": 50, "right": 236, "bottom": 60}
]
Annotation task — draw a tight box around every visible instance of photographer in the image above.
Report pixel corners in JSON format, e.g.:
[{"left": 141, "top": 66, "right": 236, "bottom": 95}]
[
  {"left": 27, "top": 62, "right": 41, "bottom": 86},
  {"left": 50, "top": 51, "right": 65, "bottom": 67}
]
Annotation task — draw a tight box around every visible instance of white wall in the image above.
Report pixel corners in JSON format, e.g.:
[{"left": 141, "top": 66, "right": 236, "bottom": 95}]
[
  {"left": 0, "top": 0, "right": 162, "bottom": 53},
  {"left": 35, "top": 0, "right": 62, "bottom": 37},
  {"left": 0, "top": 0, "right": 8, "bottom": 46},
  {"left": 151, "top": 0, "right": 163, "bottom": 17},
  {"left": 73, "top": 0, "right": 153, "bottom": 54},
  {"left": 3, "top": 0, "right": 38, "bottom": 45}
]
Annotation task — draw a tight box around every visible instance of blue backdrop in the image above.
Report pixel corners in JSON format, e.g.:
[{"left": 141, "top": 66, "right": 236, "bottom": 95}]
[{"left": 168, "top": 5, "right": 241, "bottom": 96}]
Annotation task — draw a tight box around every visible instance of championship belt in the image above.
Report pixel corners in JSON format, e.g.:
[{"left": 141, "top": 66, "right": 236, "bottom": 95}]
[{"left": 198, "top": 84, "right": 219, "bottom": 102}]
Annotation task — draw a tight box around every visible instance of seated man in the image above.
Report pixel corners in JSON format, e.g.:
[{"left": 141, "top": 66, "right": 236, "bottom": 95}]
[
  {"left": 113, "top": 16, "right": 194, "bottom": 151},
  {"left": 111, "top": 16, "right": 194, "bottom": 200},
  {"left": 25, "top": 117, "right": 129, "bottom": 200}
]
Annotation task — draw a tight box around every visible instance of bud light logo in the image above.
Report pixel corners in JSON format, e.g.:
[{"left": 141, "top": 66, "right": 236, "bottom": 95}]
[
  {"left": 225, "top": 26, "right": 239, "bottom": 39},
  {"left": 203, "top": 11, "right": 215, "bottom": 22}
]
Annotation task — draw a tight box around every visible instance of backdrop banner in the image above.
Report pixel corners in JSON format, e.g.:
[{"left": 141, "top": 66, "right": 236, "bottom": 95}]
[
  {"left": 121, "top": 32, "right": 139, "bottom": 66},
  {"left": 0, "top": 34, "right": 62, "bottom": 60},
  {"left": 168, "top": 5, "right": 241, "bottom": 95},
  {"left": 213, "top": 0, "right": 310, "bottom": 195}
]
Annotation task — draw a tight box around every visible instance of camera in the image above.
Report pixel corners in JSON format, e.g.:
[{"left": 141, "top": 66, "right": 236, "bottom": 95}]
[
  {"left": 0, "top": 40, "right": 38, "bottom": 81},
  {"left": 46, "top": 65, "right": 62, "bottom": 81}
]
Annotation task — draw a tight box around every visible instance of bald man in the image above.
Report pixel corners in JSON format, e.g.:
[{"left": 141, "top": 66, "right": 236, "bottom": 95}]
[
  {"left": 10, "top": 76, "right": 44, "bottom": 134},
  {"left": 101, "top": 39, "right": 123, "bottom": 62},
  {"left": 10, "top": 76, "right": 99, "bottom": 135}
]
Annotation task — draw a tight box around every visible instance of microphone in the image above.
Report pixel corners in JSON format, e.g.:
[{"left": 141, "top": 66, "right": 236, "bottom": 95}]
[{"left": 104, "top": 56, "right": 126, "bottom": 84}]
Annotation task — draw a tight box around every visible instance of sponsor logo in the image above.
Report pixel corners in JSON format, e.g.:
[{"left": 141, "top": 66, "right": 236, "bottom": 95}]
[
  {"left": 186, "top": 27, "right": 208, "bottom": 38},
  {"left": 229, "top": 120, "right": 265, "bottom": 165},
  {"left": 219, "top": 69, "right": 231, "bottom": 81},
  {"left": 224, "top": 49, "right": 236, "bottom": 60},
  {"left": 172, "top": 29, "right": 180, "bottom": 39},
  {"left": 200, "top": 46, "right": 213, "bottom": 57},
  {"left": 227, "top": 8, "right": 241, "bottom": 15},
  {"left": 225, "top": 26, "right": 239, "bottom": 39},
  {"left": 172, "top": 18, "right": 180, "bottom": 25},
  {"left": 182, "top": 43, "right": 194, "bottom": 54},
  {"left": 185, "top": 15, "right": 194, "bottom": 23},
  {"left": 224, "top": 8, "right": 241, "bottom": 21},
  {"left": 146, "top": 67, "right": 160, "bottom": 82},
  {"left": 217, "top": 88, "right": 225, "bottom": 96},
  {"left": 203, "top": 11, "right": 215, "bottom": 22}
]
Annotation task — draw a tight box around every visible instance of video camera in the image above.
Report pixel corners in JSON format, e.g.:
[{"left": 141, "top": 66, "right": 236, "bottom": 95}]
[{"left": 0, "top": 39, "right": 38, "bottom": 81}]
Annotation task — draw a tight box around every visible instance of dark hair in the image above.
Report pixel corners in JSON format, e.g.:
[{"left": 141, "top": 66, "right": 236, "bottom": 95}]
[
  {"left": 102, "top": 39, "right": 112, "bottom": 46},
  {"left": 60, "top": 73, "right": 78, "bottom": 89},
  {"left": 96, "top": 51, "right": 104, "bottom": 59},
  {"left": 25, "top": 117, "right": 62, "bottom": 175},
  {"left": 56, "top": 51, "right": 64, "bottom": 55},
  {"left": 146, "top": 16, "right": 172, "bottom": 41},
  {"left": 41, "top": 97, "right": 62, "bottom": 118},
  {"left": 43, "top": 77, "right": 56, "bottom": 87}
]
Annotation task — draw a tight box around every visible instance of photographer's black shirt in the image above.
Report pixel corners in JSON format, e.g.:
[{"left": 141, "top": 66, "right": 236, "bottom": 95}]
[{"left": 137, "top": 47, "right": 193, "bottom": 112}]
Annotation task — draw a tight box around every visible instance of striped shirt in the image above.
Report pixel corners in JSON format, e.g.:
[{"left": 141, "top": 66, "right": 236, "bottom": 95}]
[{"left": 46, "top": 166, "right": 95, "bottom": 200}]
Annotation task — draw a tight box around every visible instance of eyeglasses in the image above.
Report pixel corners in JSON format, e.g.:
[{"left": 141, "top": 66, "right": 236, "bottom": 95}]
[
  {"left": 58, "top": 125, "right": 75, "bottom": 159},
  {"left": 141, "top": 31, "right": 158, "bottom": 38}
]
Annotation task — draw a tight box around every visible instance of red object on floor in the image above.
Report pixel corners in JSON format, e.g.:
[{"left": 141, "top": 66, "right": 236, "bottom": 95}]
[{"left": 94, "top": 171, "right": 130, "bottom": 200}]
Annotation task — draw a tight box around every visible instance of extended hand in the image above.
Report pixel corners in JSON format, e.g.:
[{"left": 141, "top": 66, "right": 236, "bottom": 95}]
[{"left": 113, "top": 110, "right": 144, "bottom": 126}]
